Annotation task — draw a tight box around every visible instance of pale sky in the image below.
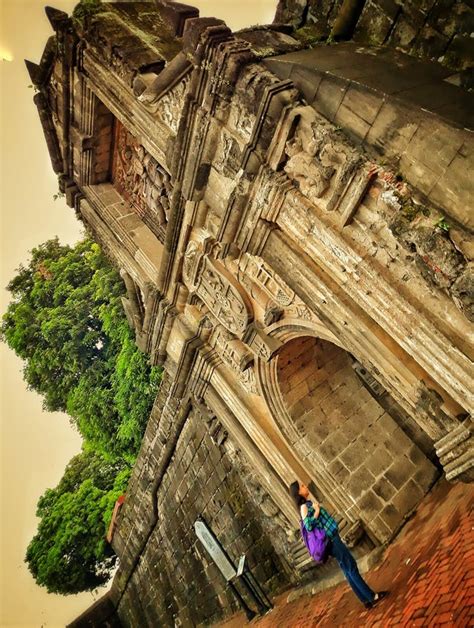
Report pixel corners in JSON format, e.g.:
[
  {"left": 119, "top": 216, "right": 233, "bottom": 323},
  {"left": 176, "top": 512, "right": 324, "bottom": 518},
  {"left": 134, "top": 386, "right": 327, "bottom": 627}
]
[{"left": 0, "top": 1, "right": 275, "bottom": 626}]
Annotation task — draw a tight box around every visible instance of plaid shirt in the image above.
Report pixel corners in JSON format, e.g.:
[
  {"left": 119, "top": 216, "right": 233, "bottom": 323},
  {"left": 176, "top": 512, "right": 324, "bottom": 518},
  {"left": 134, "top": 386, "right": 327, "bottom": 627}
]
[{"left": 303, "top": 501, "right": 338, "bottom": 539}]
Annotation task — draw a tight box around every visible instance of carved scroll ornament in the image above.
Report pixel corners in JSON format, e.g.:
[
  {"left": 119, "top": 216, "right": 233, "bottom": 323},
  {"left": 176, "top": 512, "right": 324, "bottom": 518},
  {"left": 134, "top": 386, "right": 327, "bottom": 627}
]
[{"left": 182, "top": 240, "right": 254, "bottom": 336}]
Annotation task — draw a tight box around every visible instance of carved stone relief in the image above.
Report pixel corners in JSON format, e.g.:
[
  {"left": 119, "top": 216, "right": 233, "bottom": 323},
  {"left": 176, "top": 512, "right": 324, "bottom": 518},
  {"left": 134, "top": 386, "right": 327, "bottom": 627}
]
[
  {"left": 237, "top": 253, "right": 322, "bottom": 326},
  {"left": 157, "top": 76, "right": 190, "bottom": 134},
  {"left": 182, "top": 238, "right": 254, "bottom": 336},
  {"left": 211, "top": 325, "right": 257, "bottom": 394},
  {"left": 214, "top": 131, "right": 242, "bottom": 178},
  {"left": 283, "top": 114, "right": 362, "bottom": 212},
  {"left": 238, "top": 254, "right": 295, "bottom": 307},
  {"left": 112, "top": 120, "right": 171, "bottom": 232},
  {"left": 266, "top": 106, "right": 378, "bottom": 227}
]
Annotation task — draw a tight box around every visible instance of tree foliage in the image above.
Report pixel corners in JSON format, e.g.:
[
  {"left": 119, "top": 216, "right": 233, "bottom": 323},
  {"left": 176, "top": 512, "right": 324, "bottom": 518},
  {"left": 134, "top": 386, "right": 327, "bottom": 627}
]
[
  {"left": 2, "top": 237, "right": 161, "bottom": 460},
  {"left": 27, "top": 450, "right": 131, "bottom": 594},
  {"left": 2, "top": 238, "right": 161, "bottom": 593}
]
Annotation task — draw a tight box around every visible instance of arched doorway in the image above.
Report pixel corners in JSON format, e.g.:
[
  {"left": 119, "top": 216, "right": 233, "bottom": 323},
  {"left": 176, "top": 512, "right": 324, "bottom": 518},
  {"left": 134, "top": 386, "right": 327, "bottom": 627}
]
[{"left": 264, "top": 334, "right": 438, "bottom": 543}]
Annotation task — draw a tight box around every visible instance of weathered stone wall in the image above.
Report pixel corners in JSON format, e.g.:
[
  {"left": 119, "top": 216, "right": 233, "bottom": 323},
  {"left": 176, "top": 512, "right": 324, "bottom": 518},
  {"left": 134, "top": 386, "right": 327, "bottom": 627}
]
[
  {"left": 110, "top": 370, "right": 294, "bottom": 627},
  {"left": 276, "top": 336, "right": 438, "bottom": 542},
  {"left": 274, "top": 0, "right": 474, "bottom": 87}
]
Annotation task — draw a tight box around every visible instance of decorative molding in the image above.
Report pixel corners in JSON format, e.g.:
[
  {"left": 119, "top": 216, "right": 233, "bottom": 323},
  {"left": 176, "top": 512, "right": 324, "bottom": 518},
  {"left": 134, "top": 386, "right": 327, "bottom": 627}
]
[{"left": 183, "top": 239, "right": 254, "bottom": 336}]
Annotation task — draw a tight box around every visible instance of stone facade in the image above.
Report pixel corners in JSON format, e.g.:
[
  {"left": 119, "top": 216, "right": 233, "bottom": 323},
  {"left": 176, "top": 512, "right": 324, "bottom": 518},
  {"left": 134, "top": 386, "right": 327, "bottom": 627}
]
[
  {"left": 29, "top": 2, "right": 473, "bottom": 626},
  {"left": 105, "top": 369, "right": 291, "bottom": 627}
]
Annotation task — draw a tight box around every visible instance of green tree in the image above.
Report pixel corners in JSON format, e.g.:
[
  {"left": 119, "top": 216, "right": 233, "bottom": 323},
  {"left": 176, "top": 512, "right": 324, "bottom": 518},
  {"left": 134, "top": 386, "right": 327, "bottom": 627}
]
[
  {"left": 2, "top": 237, "right": 161, "bottom": 460},
  {"left": 27, "top": 450, "right": 131, "bottom": 594},
  {"left": 2, "top": 237, "right": 161, "bottom": 593}
]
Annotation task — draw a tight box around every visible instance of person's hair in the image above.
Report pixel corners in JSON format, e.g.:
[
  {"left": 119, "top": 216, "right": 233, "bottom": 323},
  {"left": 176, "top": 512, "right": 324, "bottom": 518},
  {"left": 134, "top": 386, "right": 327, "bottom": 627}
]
[{"left": 289, "top": 480, "right": 306, "bottom": 512}]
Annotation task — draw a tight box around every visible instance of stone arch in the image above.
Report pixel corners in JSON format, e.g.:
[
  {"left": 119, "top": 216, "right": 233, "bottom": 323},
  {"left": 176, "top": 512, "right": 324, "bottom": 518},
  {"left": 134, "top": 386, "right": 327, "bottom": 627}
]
[{"left": 256, "top": 324, "right": 438, "bottom": 544}]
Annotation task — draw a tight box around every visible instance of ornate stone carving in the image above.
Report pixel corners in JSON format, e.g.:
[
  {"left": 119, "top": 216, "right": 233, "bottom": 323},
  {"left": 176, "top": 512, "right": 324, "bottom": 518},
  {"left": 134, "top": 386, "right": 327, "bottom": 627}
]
[
  {"left": 286, "top": 302, "right": 318, "bottom": 322},
  {"left": 243, "top": 323, "right": 282, "bottom": 361},
  {"left": 183, "top": 239, "right": 254, "bottom": 336},
  {"left": 269, "top": 106, "right": 372, "bottom": 225},
  {"left": 238, "top": 253, "right": 321, "bottom": 325},
  {"left": 238, "top": 254, "right": 295, "bottom": 307},
  {"left": 214, "top": 132, "right": 241, "bottom": 177},
  {"left": 284, "top": 136, "right": 335, "bottom": 199},
  {"left": 157, "top": 77, "right": 189, "bottom": 133},
  {"left": 339, "top": 519, "right": 364, "bottom": 548},
  {"left": 283, "top": 115, "right": 362, "bottom": 212},
  {"left": 112, "top": 120, "right": 171, "bottom": 232},
  {"left": 263, "top": 302, "right": 284, "bottom": 326},
  {"left": 211, "top": 325, "right": 257, "bottom": 394}
]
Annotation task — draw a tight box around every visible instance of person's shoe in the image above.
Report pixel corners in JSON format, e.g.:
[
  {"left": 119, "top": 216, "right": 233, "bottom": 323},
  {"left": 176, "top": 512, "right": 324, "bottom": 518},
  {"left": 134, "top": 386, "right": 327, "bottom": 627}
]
[{"left": 364, "top": 591, "right": 389, "bottom": 609}]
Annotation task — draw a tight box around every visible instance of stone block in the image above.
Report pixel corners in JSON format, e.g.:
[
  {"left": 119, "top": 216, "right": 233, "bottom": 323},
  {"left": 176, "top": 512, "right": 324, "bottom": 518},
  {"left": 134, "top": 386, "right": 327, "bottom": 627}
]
[
  {"left": 360, "top": 396, "right": 386, "bottom": 425},
  {"left": 346, "top": 412, "right": 369, "bottom": 436},
  {"left": 406, "top": 443, "right": 429, "bottom": 467},
  {"left": 389, "top": 16, "right": 419, "bottom": 49},
  {"left": 339, "top": 394, "right": 367, "bottom": 420},
  {"left": 357, "top": 432, "right": 378, "bottom": 454},
  {"left": 288, "top": 359, "right": 316, "bottom": 388},
  {"left": 334, "top": 103, "right": 372, "bottom": 143},
  {"left": 402, "top": 118, "right": 464, "bottom": 174},
  {"left": 379, "top": 503, "right": 404, "bottom": 530},
  {"left": 347, "top": 467, "right": 376, "bottom": 499},
  {"left": 377, "top": 412, "right": 398, "bottom": 435},
  {"left": 325, "top": 404, "right": 346, "bottom": 423},
  {"left": 308, "top": 418, "right": 332, "bottom": 442},
  {"left": 329, "top": 458, "right": 345, "bottom": 477},
  {"left": 354, "top": 1, "right": 395, "bottom": 45},
  {"left": 384, "top": 461, "right": 411, "bottom": 490},
  {"left": 290, "top": 65, "right": 323, "bottom": 103},
  {"left": 369, "top": 90, "right": 417, "bottom": 137},
  {"left": 319, "top": 433, "right": 344, "bottom": 461},
  {"left": 340, "top": 84, "right": 385, "bottom": 126},
  {"left": 358, "top": 489, "right": 384, "bottom": 515},
  {"left": 307, "top": 367, "right": 332, "bottom": 392},
  {"left": 285, "top": 378, "right": 310, "bottom": 406},
  {"left": 327, "top": 366, "right": 350, "bottom": 391},
  {"left": 311, "top": 380, "right": 333, "bottom": 404},
  {"left": 366, "top": 445, "right": 393, "bottom": 477},
  {"left": 334, "top": 461, "right": 351, "bottom": 483},
  {"left": 313, "top": 76, "right": 349, "bottom": 122},
  {"left": 339, "top": 441, "right": 365, "bottom": 471},
  {"left": 430, "top": 150, "right": 474, "bottom": 230},
  {"left": 372, "top": 476, "right": 397, "bottom": 502},
  {"left": 339, "top": 418, "right": 361, "bottom": 443},
  {"left": 392, "top": 478, "right": 425, "bottom": 514},
  {"left": 410, "top": 24, "right": 449, "bottom": 60}
]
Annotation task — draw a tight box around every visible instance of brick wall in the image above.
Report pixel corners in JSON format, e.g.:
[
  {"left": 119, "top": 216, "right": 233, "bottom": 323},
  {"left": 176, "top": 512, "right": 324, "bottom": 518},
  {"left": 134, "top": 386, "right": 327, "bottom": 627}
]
[{"left": 277, "top": 336, "right": 439, "bottom": 542}]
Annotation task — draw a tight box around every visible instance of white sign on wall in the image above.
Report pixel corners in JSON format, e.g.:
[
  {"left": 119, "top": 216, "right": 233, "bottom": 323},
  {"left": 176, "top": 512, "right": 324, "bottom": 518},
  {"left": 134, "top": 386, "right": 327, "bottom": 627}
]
[{"left": 194, "top": 519, "right": 237, "bottom": 582}]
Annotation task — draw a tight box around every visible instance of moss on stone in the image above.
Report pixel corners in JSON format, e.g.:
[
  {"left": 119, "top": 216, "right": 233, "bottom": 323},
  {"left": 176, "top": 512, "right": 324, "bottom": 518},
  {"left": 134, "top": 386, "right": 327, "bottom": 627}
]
[{"left": 294, "top": 24, "right": 330, "bottom": 47}]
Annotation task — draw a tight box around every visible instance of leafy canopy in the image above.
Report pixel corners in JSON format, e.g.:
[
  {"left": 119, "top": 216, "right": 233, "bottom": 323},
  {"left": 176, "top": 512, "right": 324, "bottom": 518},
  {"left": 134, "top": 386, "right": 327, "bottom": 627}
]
[
  {"left": 2, "top": 237, "right": 161, "bottom": 593},
  {"left": 2, "top": 237, "right": 161, "bottom": 461},
  {"left": 27, "top": 450, "right": 131, "bottom": 594}
]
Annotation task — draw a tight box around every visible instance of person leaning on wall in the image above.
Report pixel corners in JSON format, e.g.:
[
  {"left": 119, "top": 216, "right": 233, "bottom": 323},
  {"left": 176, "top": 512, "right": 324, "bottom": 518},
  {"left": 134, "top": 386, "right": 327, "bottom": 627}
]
[{"left": 289, "top": 481, "right": 389, "bottom": 609}]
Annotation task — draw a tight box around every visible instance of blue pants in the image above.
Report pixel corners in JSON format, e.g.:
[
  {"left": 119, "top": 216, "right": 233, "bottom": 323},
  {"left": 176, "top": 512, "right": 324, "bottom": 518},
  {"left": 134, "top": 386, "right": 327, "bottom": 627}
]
[{"left": 328, "top": 534, "right": 375, "bottom": 605}]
